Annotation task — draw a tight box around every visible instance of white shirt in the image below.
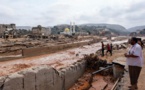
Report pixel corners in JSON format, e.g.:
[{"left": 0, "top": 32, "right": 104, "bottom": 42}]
[{"left": 126, "top": 43, "right": 143, "bottom": 67}]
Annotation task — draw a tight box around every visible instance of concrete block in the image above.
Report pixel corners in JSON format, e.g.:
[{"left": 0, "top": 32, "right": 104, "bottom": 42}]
[
  {"left": 113, "top": 57, "right": 126, "bottom": 78},
  {"left": 64, "top": 60, "right": 86, "bottom": 90},
  {"left": 78, "top": 61, "right": 86, "bottom": 77},
  {"left": 0, "top": 76, "right": 7, "bottom": 88},
  {"left": 1, "top": 60, "right": 87, "bottom": 90},
  {"left": 35, "top": 66, "right": 55, "bottom": 90},
  {"left": 50, "top": 69, "right": 64, "bottom": 90},
  {"left": 64, "top": 67, "right": 76, "bottom": 90},
  {"left": 18, "top": 68, "right": 36, "bottom": 90},
  {"left": 3, "top": 73, "right": 24, "bottom": 90},
  {"left": 113, "top": 64, "right": 124, "bottom": 78}
]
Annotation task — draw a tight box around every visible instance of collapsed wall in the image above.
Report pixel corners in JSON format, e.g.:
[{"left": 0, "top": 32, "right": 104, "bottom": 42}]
[{"left": 0, "top": 60, "right": 86, "bottom": 90}]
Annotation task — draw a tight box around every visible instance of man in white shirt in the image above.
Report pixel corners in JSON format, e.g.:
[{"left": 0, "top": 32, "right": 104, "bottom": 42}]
[{"left": 125, "top": 37, "right": 143, "bottom": 90}]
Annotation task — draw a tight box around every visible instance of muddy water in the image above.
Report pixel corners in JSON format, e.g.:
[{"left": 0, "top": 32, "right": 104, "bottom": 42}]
[{"left": 0, "top": 40, "right": 127, "bottom": 76}]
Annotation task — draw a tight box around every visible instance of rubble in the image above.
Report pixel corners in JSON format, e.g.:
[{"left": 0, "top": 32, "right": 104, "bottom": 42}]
[
  {"left": 69, "top": 43, "right": 129, "bottom": 90},
  {"left": 84, "top": 53, "right": 107, "bottom": 70},
  {"left": 89, "top": 76, "right": 108, "bottom": 90}
]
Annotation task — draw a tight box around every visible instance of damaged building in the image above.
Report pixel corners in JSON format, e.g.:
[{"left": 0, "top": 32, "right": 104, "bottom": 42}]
[
  {"left": 0, "top": 24, "right": 17, "bottom": 38},
  {"left": 31, "top": 25, "right": 51, "bottom": 39}
]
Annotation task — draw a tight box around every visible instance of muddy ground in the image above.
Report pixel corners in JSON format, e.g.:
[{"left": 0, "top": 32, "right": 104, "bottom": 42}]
[
  {"left": 69, "top": 49, "right": 127, "bottom": 90},
  {"left": 0, "top": 36, "right": 136, "bottom": 90},
  {"left": 0, "top": 38, "right": 127, "bottom": 76}
]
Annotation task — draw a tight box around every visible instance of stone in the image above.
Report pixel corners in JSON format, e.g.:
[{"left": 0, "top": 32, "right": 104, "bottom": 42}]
[
  {"left": 35, "top": 66, "right": 54, "bottom": 90},
  {"left": 18, "top": 68, "right": 36, "bottom": 90},
  {"left": 3, "top": 73, "right": 23, "bottom": 90}
]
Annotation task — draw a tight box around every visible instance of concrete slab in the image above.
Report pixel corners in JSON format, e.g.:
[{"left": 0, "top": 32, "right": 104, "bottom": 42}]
[
  {"left": 89, "top": 78, "right": 107, "bottom": 90},
  {"left": 112, "top": 57, "right": 126, "bottom": 66},
  {"left": 34, "top": 66, "right": 54, "bottom": 90},
  {"left": 3, "top": 73, "right": 23, "bottom": 90},
  {"left": 18, "top": 68, "right": 36, "bottom": 90},
  {"left": 65, "top": 60, "right": 86, "bottom": 90}
]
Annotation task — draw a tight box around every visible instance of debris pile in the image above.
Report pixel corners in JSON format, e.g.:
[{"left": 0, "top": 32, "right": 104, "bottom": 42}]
[
  {"left": 84, "top": 53, "right": 107, "bottom": 70},
  {"left": 69, "top": 52, "right": 118, "bottom": 90},
  {"left": 69, "top": 64, "right": 114, "bottom": 90}
]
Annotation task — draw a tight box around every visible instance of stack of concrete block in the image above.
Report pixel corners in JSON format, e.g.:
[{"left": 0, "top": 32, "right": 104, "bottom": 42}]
[
  {"left": 0, "top": 60, "right": 86, "bottom": 90},
  {"left": 64, "top": 60, "right": 86, "bottom": 90}
]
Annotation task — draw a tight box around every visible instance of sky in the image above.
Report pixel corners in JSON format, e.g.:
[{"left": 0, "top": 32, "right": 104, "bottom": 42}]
[{"left": 0, "top": 0, "right": 145, "bottom": 28}]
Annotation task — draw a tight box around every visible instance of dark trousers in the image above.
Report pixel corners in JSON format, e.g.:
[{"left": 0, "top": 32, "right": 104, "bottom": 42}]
[
  {"left": 129, "top": 66, "right": 142, "bottom": 85},
  {"left": 102, "top": 49, "right": 104, "bottom": 56},
  {"left": 106, "top": 50, "right": 112, "bottom": 56}
]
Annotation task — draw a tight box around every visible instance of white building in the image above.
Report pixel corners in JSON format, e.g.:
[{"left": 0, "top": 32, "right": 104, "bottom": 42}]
[{"left": 60, "top": 22, "right": 76, "bottom": 35}]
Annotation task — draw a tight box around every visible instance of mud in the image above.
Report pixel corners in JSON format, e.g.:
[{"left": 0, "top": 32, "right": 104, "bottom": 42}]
[{"left": 69, "top": 47, "right": 128, "bottom": 90}]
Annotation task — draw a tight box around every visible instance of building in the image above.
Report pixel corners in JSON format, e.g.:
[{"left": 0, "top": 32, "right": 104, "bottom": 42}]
[
  {"left": 60, "top": 28, "right": 72, "bottom": 35},
  {"left": 75, "top": 31, "right": 89, "bottom": 36},
  {"left": 60, "top": 22, "right": 76, "bottom": 35},
  {"left": 0, "top": 24, "right": 16, "bottom": 38},
  {"left": 31, "top": 25, "right": 51, "bottom": 38},
  {"left": 129, "top": 32, "right": 137, "bottom": 36}
]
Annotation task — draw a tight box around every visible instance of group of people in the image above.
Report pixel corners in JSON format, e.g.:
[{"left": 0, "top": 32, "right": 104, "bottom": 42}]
[
  {"left": 100, "top": 37, "right": 144, "bottom": 90},
  {"left": 101, "top": 42, "right": 113, "bottom": 57}
]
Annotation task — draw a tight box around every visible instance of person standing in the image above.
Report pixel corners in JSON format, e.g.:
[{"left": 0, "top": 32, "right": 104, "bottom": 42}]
[
  {"left": 124, "top": 37, "right": 143, "bottom": 90},
  {"left": 101, "top": 42, "right": 105, "bottom": 57},
  {"left": 106, "top": 43, "right": 112, "bottom": 56},
  {"left": 110, "top": 43, "right": 113, "bottom": 55},
  {"left": 137, "top": 39, "right": 144, "bottom": 49}
]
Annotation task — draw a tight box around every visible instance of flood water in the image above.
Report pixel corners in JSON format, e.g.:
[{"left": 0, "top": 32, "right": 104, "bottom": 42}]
[{"left": 0, "top": 39, "right": 128, "bottom": 76}]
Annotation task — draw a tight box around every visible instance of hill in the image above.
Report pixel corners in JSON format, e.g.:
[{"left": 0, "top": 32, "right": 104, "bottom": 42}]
[
  {"left": 51, "top": 23, "right": 129, "bottom": 35},
  {"left": 127, "top": 25, "right": 145, "bottom": 32},
  {"left": 79, "top": 23, "right": 128, "bottom": 35}
]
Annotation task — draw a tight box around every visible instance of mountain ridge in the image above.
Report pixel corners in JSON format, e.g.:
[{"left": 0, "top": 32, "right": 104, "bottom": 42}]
[{"left": 127, "top": 25, "right": 145, "bottom": 32}]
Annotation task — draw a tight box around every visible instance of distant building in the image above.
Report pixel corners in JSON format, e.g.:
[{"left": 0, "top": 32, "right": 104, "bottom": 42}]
[
  {"left": 0, "top": 24, "right": 16, "bottom": 38},
  {"left": 60, "top": 22, "right": 76, "bottom": 35},
  {"left": 75, "top": 31, "right": 89, "bottom": 36},
  {"left": 130, "top": 32, "right": 137, "bottom": 36},
  {"left": 31, "top": 25, "right": 51, "bottom": 38},
  {"left": 60, "top": 28, "right": 72, "bottom": 35}
]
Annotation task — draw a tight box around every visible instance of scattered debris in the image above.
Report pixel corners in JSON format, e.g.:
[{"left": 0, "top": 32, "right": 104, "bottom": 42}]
[{"left": 84, "top": 53, "right": 107, "bottom": 70}]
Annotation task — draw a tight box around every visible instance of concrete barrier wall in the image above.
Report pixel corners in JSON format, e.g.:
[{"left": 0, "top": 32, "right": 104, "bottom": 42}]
[
  {"left": 22, "top": 41, "right": 93, "bottom": 57},
  {"left": 0, "top": 60, "right": 86, "bottom": 90},
  {"left": 64, "top": 60, "right": 86, "bottom": 90}
]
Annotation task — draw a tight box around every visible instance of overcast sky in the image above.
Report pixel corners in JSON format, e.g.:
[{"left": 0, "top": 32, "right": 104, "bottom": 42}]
[{"left": 0, "top": 0, "right": 145, "bottom": 28}]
